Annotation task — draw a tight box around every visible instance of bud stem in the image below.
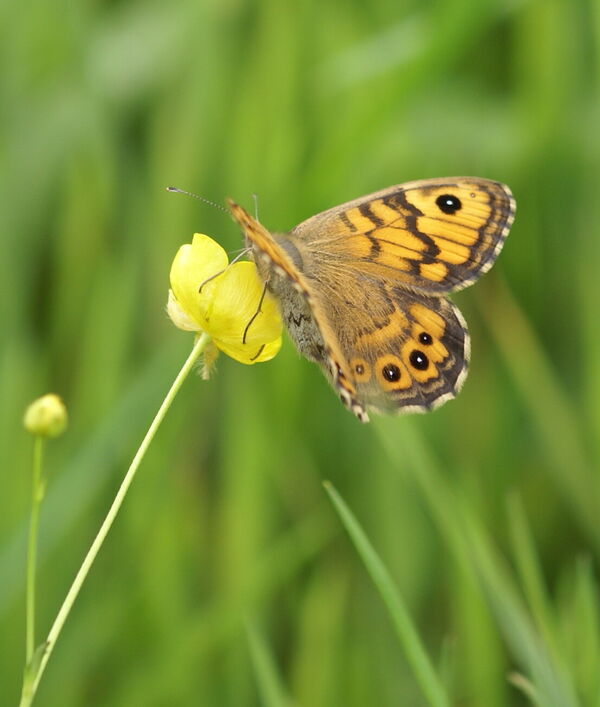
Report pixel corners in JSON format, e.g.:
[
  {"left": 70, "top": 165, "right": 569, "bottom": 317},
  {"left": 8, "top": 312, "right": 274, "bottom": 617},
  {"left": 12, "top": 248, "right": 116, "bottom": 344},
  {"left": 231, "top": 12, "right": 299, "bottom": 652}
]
[{"left": 25, "top": 436, "right": 44, "bottom": 664}]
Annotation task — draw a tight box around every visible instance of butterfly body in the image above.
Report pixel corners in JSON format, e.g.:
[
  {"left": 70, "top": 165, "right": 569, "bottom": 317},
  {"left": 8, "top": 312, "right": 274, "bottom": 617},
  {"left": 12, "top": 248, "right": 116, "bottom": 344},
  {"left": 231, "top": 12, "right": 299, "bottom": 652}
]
[
  {"left": 229, "top": 177, "right": 515, "bottom": 422},
  {"left": 264, "top": 259, "right": 328, "bottom": 365}
]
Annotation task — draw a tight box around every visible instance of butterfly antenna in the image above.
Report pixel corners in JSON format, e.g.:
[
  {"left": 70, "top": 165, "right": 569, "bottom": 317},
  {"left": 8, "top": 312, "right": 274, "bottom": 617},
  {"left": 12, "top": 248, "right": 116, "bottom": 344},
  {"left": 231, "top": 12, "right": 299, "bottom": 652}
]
[
  {"left": 230, "top": 246, "right": 252, "bottom": 265},
  {"left": 252, "top": 193, "right": 260, "bottom": 221},
  {"left": 166, "top": 186, "right": 228, "bottom": 214}
]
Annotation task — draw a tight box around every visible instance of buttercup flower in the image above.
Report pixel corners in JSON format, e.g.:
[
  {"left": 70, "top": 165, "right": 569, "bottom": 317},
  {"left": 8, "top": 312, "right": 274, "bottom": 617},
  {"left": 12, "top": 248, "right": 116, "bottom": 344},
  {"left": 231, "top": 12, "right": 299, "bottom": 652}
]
[{"left": 167, "top": 233, "right": 282, "bottom": 365}]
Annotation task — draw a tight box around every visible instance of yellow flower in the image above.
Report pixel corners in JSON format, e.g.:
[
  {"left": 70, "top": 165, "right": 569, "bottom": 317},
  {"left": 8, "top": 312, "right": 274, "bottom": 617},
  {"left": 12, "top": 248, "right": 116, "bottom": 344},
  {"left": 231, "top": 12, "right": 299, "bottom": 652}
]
[
  {"left": 167, "top": 233, "right": 282, "bottom": 364},
  {"left": 23, "top": 394, "right": 68, "bottom": 438}
]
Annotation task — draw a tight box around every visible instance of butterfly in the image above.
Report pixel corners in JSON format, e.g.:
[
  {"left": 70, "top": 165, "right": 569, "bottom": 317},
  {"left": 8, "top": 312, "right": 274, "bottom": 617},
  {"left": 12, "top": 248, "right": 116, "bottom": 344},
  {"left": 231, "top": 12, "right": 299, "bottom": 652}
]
[{"left": 229, "top": 177, "right": 515, "bottom": 422}]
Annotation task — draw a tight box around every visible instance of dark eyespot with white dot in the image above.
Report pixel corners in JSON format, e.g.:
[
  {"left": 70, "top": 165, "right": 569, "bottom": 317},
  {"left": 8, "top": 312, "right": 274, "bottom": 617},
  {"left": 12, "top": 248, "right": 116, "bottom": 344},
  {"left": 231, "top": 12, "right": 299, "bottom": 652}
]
[
  {"left": 436, "top": 194, "right": 462, "bottom": 215},
  {"left": 409, "top": 350, "right": 429, "bottom": 370},
  {"left": 418, "top": 332, "right": 433, "bottom": 346},
  {"left": 382, "top": 364, "right": 401, "bottom": 382},
  {"left": 355, "top": 363, "right": 365, "bottom": 375}
]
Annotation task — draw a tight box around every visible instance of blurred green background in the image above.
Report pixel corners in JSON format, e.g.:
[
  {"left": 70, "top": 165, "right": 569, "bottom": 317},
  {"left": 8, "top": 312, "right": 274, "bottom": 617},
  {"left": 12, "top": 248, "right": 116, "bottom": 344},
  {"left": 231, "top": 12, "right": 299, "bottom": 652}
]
[{"left": 2, "top": 0, "right": 599, "bottom": 705}]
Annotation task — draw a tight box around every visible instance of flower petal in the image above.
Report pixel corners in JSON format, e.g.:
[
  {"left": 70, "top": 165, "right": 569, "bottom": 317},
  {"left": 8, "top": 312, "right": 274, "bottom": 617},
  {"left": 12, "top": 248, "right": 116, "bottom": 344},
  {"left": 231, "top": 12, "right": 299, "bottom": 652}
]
[
  {"left": 209, "top": 261, "right": 283, "bottom": 364},
  {"left": 166, "top": 289, "right": 202, "bottom": 331},
  {"left": 217, "top": 334, "right": 282, "bottom": 364},
  {"left": 169, "top": 233, "right": 229, "bottom": 327}
]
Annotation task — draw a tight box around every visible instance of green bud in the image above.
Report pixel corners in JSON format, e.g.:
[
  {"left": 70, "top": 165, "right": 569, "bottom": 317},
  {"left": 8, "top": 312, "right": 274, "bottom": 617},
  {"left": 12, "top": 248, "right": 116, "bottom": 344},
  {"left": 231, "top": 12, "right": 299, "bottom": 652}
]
[{"left": 23, "top": 394, "right": 68, "bottom": 438}]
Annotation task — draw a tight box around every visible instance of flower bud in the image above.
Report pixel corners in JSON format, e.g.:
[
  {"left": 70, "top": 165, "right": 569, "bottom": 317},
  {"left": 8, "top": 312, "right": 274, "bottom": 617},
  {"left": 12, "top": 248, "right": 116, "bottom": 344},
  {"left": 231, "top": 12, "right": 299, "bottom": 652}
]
[{"left": 23, "top": 394, "right": 68, "bottom": 438}]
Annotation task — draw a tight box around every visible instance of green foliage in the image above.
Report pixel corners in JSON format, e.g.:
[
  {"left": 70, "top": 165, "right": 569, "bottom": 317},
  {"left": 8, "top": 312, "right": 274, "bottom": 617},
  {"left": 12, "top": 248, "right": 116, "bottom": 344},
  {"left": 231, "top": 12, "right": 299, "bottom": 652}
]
[{"left": 1, "top": 0, "right": 599, "bottom": 704}]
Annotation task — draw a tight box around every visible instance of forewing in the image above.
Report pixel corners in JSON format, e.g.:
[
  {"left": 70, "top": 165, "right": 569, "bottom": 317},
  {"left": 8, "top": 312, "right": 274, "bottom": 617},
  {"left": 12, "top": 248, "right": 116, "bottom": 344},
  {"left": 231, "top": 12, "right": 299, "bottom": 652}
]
[{"left": 291, "top": 177, "right": 515, "bottom": 294}]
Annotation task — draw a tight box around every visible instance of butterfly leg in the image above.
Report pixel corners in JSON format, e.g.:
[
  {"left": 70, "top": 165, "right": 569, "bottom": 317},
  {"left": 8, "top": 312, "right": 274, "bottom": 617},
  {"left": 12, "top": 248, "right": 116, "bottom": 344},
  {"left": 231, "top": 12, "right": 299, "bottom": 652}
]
[
  {"left": 198, "top": 247, "right": 252, "bottom": 293},
  {"left": 242, "top": 279, "right": 269, "bottom": 344},
  {"left": 198, "top": 269, "right": 226, "bottom": 293}
]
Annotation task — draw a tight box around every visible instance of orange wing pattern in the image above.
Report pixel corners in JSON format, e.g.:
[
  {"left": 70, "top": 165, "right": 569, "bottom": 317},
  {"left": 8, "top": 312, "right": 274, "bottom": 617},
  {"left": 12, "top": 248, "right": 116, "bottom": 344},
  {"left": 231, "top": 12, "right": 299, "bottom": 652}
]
[{"left": 291, "top": 178, "right": 515, "bottom": 294}]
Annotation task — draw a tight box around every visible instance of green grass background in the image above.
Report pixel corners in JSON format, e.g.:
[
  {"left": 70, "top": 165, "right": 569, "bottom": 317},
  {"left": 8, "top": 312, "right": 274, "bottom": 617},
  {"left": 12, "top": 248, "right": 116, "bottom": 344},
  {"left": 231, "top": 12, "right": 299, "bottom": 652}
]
[{"left": 1, "top": 0, "right": 599, "bottom": 705}]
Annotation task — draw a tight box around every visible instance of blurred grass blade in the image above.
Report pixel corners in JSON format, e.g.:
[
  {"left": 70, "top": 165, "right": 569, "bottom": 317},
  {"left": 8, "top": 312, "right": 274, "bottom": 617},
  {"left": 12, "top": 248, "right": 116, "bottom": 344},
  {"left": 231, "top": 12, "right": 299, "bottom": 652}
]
[
  {"left": 323, "top": 481, "right": 450, "bottom": 707},
  {"left": 479, "top": 279, "right": 599, "bottom": 550},
  {"left": 461, "top": 503, "right": 580, "bottom": 707},
  {"left": 245, "top": 619, "right": 294, "bottom": 707},
  {"left": 506, "top": 495, "right": 561, "bottom": 665},
  {"left": 508, "top": 672, "right": 544, "bottom": 706},
  {"left": 565, "top": 559, "right": 600, "bottom": 706}
]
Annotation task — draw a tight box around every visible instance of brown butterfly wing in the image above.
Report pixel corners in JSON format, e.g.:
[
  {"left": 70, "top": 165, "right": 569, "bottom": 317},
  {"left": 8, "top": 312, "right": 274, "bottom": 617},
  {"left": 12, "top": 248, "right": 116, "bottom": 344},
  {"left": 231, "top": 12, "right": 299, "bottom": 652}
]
[
  {"left": 281, "top": 261, "right": 470, "bottom": 417},
  {"left": 290, "top": 177, "right": 515, "bottom": 294}
]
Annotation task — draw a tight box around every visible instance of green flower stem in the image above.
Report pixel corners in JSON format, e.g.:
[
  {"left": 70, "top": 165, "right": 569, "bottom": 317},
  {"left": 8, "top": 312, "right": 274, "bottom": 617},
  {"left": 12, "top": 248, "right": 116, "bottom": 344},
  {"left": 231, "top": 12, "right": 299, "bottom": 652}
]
[
  {"left": 25, "top": 436, "right": 45, "bottom": 664},
  {"left": 19, "top": 333, "right": 210, "bottom": 707}
]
